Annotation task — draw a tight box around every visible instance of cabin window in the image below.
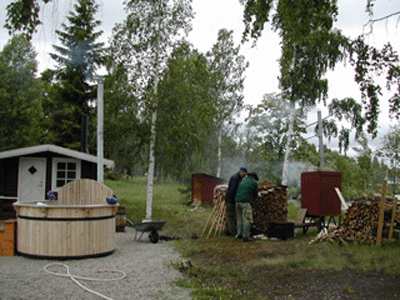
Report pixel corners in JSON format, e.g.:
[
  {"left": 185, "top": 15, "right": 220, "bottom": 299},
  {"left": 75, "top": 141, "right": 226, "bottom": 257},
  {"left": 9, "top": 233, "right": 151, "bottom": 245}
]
[{"left": 52, "top": 158, "right": 81, "bottom": 190}]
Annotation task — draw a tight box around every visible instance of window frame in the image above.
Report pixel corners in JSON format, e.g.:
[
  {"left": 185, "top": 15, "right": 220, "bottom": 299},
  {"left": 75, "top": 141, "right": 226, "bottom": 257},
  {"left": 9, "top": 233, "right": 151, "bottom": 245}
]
[{"left": 52, "top": 158, "right": 81, "bottom": 191}]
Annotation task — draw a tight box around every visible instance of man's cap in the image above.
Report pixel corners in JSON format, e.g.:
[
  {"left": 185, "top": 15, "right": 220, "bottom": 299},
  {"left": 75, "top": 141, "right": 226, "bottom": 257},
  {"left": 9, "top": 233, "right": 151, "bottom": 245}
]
[
  {"left": 247, "top": 172, "right": 259, "bottom": 181},
  {"left": 240, "top": 167, "right": 248, "bottom": 173}
]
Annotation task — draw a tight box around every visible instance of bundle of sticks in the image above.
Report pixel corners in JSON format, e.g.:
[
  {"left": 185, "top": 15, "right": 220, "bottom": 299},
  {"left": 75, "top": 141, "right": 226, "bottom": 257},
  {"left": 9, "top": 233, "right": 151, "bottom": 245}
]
[
  {"left": 201, "top": 185, "right": 227, "bottom": 238},
  {"left": 310, "top": 193, "right": 399, "bottom": 244},
  {"left": 252, "top": 183, "right": 288, "bottom": 234}
]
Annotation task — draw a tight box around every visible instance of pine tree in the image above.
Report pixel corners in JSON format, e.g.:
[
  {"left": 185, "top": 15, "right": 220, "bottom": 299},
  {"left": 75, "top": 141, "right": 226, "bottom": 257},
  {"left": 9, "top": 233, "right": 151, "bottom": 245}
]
[{"left": 48, "top": 0, "right": 105, "bottom": 151}]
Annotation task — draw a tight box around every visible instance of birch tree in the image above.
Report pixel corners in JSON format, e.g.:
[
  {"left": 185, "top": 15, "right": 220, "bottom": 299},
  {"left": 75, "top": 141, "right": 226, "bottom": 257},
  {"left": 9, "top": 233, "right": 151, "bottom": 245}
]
[
  {"left": 111, "top": 0, "right": 193, "bottom": 221},
  {"left": 240, "top": 0, "right": 347, "bottom": 185},
  {"left": 207, "top": 29, "right": 248, "bottom": 177}
]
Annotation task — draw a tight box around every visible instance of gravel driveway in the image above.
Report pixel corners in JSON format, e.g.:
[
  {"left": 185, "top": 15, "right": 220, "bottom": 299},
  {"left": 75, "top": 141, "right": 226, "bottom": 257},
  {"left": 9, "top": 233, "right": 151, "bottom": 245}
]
[{"left": 0, "top": 227, "right": 191, "bottom": 300}]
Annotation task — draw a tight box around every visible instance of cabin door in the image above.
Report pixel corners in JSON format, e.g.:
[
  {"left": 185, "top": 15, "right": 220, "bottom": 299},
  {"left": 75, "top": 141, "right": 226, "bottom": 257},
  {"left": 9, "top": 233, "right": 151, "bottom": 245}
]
[{"left": 18, "top": 157, "right": 46, "bottom": 202}]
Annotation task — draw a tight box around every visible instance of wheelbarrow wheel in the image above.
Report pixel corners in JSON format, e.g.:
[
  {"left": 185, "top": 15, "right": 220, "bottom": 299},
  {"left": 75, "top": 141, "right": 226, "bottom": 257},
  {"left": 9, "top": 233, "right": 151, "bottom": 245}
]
[{"left": 149, "top": 230, "right": 160, "bottom": 244}]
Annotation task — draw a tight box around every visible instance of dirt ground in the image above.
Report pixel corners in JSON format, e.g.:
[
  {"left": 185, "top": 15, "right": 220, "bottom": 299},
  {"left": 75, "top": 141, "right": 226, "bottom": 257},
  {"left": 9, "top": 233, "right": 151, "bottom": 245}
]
[
  {"left": 183, "top": 236, "right": 400, "bottom": 300},
  {"left": 246, "top": 267, "right": 400, "bottom": 300}
]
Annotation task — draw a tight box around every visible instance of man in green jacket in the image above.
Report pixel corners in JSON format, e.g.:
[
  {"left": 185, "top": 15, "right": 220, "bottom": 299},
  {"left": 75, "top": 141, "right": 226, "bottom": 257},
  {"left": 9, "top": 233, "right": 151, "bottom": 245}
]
[{"left": 235, "top": 172, "right": 259, "bottom": 242}]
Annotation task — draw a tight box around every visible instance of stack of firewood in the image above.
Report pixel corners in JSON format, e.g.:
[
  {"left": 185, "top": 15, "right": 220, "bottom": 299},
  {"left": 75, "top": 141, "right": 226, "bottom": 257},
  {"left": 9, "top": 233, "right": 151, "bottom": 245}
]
[
  {"left": 201, "top": 182, "right": 289, "bottom": 237},
  {"left": 311, "top": 195, "right": 400, "bottom": 244},
  {"left": 213, "top": 184, "right": 228, "bottom": 206},
  {"left": 251, "top": 182, "right": 288, "bottom": 234}
]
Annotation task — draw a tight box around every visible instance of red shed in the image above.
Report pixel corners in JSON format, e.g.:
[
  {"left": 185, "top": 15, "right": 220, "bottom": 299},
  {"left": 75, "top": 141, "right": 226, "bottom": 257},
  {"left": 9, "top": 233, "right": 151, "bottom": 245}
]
[
  {"left": 301, "top": 171, "right": 342, "bottom": 217},
  {"left": 192, "top": 174, "right": 224, "bottom": 206}
]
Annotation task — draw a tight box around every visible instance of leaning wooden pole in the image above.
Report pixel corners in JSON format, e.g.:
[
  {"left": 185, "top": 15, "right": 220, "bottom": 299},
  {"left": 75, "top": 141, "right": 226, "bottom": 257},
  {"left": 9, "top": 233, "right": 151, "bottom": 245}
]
[
  {"left": 376, "top": 180, "right": 387, "bottom": 247},
  {"left": 207, "top": 201, "right": 223, "bottom": 238},
  {"left": 201, "top": 205, "right": 217, "bottom": 238},
  {"left": 214, "top": 202, "right": 226, "bottom": 237},
  {"left": 388, "top": 197, "right": 397, "bottom": 242}
]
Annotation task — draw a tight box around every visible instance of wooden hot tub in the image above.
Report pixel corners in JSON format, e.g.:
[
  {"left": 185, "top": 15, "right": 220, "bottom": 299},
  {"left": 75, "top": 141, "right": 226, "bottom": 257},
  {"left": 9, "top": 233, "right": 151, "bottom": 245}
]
[
  {"left": 13, "top": 179, "right": 118, "bottom": 259},
  {"left": 14, "top": 201, "right": 118, "bottom": 259}
]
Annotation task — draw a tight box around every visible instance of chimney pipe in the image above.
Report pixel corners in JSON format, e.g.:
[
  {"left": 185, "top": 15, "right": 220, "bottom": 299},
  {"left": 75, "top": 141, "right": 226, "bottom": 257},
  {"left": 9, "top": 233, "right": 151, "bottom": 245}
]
[{"left": 81, "top": 115, "right": 89, "bottom": 153}]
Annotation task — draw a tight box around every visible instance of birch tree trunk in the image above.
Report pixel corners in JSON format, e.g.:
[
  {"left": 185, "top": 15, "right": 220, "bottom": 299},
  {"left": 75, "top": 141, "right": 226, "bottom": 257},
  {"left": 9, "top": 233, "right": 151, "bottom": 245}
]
[
  {"left": 216, "top": 126, "right": 222, "bottom": 178},
  {"left": 318, "top": 110, "right": 324, "bottom": 171},
  {"left": 281, "top": 109, "right": 296, "bottom": 186},
  {"left": 145, "top": 67, "right": 159, "bottom": 221},
  {"left": 145, "top": 109, "right": 157, "bottom": 221}
]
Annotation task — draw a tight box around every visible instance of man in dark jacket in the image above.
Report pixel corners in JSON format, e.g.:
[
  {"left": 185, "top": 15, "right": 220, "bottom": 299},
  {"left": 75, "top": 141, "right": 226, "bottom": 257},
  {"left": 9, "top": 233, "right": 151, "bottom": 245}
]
[
  {"left": 224, "top": 167, "right": 247, "bottom": 236},
  {"left": 235, "top": 172, "right": 259, "bottom": 242}
]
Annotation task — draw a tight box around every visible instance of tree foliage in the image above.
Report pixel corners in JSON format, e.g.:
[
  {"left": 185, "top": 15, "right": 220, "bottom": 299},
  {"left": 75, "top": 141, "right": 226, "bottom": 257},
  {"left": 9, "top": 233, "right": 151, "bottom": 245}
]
[
  {"left": 156, "top": 42, "right": 218, "bottom": 179},
  {"left": 206, "top": 28, "right": 248, "bottom": 176},
  {"left": 0, "top": 35, "right": 44, "bottom": 150},
  {"left": 320, "top": 97, "right": 366, "bottom": 155},
  {"left": 5, "top": 0, "right": 51, "bottom": 38},
  {"left": 51, "top": 0, "right": 105, "bottom": 82},
  {"left": 376, "top": 124, "right": 400, "bottom": 195},
  {"left": 240, "top": 0, "right": 274, "bottom": 43},
  {"left": 347, "top": 38, "right": 400, "bottom": 137},
  {"left": 240, "top": 0, "right": 400, "bottom": 142},
  {"left": 246, "top": 93, "right": 306, "bottom": 161},
  {"left": 111, "top": 0, "right": 193, "bottom": 101},
  {"left": 378, "top": 125, "right": 400, "bottom": 165},
  {"left": 47, "top": 0, "right": 105, "bottom": 151},
  {"left": 240, "top": 0, "right": 348, "bottom": 185},
  {"left": 50, "top": 0, "right": 105, "bottom": 113},
  {"left": 207, "top": 29, "right": 248, "bottom": 123},
  {"left": 103, "top": 64, "right": 149, "bottom": 176},
  {"left": 241, "top": 0, "right": 347, "bottom": 105}
]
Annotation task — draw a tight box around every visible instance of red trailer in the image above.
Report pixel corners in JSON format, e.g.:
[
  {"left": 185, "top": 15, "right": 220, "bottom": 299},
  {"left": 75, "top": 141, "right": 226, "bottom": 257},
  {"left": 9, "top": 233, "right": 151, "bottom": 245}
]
[{"left": 300, "top": 171, "right": 342, "bottom": 228}]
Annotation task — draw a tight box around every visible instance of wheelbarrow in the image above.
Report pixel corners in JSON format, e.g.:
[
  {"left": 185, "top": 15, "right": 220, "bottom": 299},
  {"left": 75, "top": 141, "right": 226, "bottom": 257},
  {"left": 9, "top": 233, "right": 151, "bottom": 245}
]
[{"left": 131, "top": 220, "right": 167, "bottom": 244}]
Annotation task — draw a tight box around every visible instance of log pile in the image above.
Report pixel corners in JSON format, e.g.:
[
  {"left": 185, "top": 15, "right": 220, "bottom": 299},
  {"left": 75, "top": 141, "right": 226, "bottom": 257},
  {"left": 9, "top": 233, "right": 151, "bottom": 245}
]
[
  {"left": 252, "top": 182, "right": 288, "bottom": 234},
  {"left": 213, "top": 184, "right": 228, "bottom": 206},
  {"left": 310, "top": 194, "right": 400, "bottom": 244},
  {"left": 201, "top": 182, "right": 289, "bottom": 238}
]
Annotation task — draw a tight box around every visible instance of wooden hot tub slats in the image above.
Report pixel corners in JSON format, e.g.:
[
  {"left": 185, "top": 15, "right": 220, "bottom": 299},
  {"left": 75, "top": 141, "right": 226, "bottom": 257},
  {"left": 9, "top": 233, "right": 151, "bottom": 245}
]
[
  {"left": 58, "top": 179, "right": 113, "bottom": 205},
  {"left": 17, "top": 214, "right": 116, "bottom": 257},
  {"left": 14, "top": 179, "right": 117, "bottom": 258}
]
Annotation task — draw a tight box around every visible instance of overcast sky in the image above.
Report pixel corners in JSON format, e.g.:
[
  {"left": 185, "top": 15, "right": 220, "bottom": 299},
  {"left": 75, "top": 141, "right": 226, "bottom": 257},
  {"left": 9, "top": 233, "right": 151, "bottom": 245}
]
[{"left": 1, "top": 0, "right": 399, "bottom": 157}]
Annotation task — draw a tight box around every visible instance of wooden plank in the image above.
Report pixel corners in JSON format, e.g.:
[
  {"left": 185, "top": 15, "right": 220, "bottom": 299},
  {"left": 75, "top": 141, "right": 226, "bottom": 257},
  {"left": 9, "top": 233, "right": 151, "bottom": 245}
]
[
  {"left": 376, "top": 180, "right": 387, "bottom": 247},
  {"left": 0, "top": 219, "right": 16, "bottom": 256},
  {"left": 335, "top": 187, "right": 349, "bottom": 210},
  {"left": 214, "top": 202, "right": 226, "bottom": 237},
  {"left": 294, "top": 208, "right": 307, "bottom": 224},
  {"left": 388, "top": 197, "right": 397, "bottom": 242},
  {"left": 293, "top": 208, "right": 317, "bottom": 234},
  {"left": 201, "top": 205, "right": 216, "bottom": 238}
]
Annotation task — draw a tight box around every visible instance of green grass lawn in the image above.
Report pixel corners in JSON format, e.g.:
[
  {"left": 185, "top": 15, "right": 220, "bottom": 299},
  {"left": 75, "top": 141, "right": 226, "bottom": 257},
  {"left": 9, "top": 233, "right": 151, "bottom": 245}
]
[
  {"left": 105, "top": 177, "right": 400, "bottom": 299},
  {"left": 105, "top": 177, "right": 213, "bottom": 238}
]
